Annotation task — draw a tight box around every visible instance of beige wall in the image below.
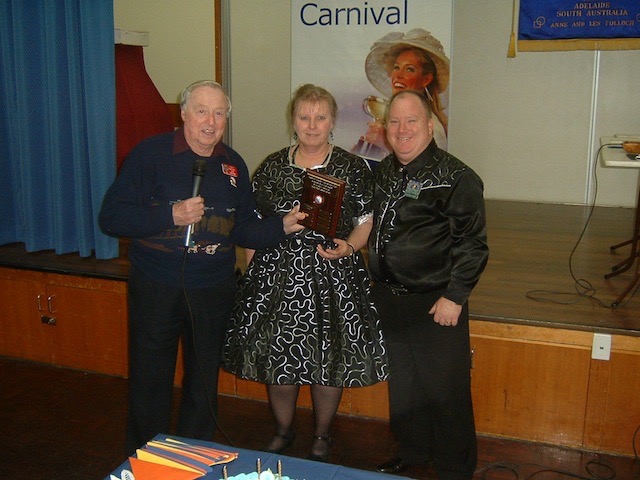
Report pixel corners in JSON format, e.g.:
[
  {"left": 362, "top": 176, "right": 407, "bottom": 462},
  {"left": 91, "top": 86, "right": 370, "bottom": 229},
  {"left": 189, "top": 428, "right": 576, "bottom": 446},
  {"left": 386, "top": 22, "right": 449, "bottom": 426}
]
[
  {"left": 116, "top": 0, "right": 640, "bottom": 208},
  {"left": 227, "top": 1, "right": 292, "bottom": 165},
  {"left": 450, "top": 1, "right": 639, "bottom": 208},
  {"left": 113, "top": 0, "right": 216, "bottom": 104}
]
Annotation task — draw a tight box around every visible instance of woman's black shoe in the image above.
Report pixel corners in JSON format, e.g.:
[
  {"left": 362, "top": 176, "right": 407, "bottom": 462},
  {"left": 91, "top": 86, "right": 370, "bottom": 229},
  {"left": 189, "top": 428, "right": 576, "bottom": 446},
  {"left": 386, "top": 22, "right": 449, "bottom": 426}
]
[
  {"left": 376, "top": 458, "right": 408, "bottom": 474},
  {"left": 307, "top": 435, "right": 333, "bottom": 462},
  {"left": 262, "top": 431, "right": 295, "bottom": 454}
]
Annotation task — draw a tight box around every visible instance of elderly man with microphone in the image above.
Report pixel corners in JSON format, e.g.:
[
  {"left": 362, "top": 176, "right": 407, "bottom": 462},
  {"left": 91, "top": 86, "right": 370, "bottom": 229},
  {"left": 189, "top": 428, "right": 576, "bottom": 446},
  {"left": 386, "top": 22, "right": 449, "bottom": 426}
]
[{"left": 99, "top": 80, "right": 306, "bottom": 455}]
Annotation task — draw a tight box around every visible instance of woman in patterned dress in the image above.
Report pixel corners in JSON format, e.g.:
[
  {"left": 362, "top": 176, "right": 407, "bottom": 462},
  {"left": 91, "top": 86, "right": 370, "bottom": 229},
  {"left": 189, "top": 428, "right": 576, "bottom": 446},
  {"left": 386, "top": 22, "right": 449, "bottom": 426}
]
[{"left": 222, "top": 84, "right": 387, "bottom": 462}]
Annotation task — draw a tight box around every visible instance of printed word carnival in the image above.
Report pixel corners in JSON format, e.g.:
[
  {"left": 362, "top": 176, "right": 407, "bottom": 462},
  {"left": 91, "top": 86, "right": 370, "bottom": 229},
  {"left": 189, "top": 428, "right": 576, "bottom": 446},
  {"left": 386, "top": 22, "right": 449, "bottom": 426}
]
[{"left": 299, "top": 1, "right": 408, "bottom": 26}]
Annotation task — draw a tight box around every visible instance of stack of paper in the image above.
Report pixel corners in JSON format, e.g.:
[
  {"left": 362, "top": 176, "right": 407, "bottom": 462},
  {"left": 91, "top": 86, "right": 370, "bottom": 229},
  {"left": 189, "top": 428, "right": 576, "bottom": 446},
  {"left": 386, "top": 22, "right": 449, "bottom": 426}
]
[{"left": 131, "top": 437, "right": 238, "bottom": 479}]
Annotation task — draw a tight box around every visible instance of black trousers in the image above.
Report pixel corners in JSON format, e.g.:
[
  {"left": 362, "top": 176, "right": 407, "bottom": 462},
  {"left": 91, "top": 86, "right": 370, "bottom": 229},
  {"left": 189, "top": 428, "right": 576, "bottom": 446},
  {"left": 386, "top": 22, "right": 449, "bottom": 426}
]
[
  {"left": 372, "top": 283, "right": 477, "bottom": 480},
  {"left": 125, "top": 266, "right": 236, "bottom": 455}
]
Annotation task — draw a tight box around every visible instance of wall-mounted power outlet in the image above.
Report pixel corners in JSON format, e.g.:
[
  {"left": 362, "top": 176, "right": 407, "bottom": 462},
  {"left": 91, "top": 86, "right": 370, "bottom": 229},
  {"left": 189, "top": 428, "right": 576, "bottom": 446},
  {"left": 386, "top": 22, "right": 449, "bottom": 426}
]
[{"left": 592, "top": 333, "right": 612, "bottom": 361}]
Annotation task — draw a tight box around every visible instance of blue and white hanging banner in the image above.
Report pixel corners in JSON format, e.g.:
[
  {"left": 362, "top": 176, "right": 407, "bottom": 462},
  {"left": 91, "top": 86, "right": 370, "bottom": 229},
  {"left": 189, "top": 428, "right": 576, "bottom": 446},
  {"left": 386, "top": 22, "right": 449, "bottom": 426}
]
[
  {"left": 519, "top": 0, "right": 640, "bottom": 41},
  {"left": 291, "top": 1, "right": 453, "bottom": 162}
]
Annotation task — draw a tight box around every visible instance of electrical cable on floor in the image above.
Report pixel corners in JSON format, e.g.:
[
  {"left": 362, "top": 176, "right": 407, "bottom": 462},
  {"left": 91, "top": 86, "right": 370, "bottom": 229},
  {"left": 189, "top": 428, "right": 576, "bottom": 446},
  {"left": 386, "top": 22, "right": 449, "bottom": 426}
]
[
  {"left": 526, "top": 143, "right": 638, "bottom": 308},
  {"left": 477, "top": 458, "right": 617, "bottom": 480},
  {"left": 476, "top": 423, "right": 640, "bottom": 480},
  {"left": 181, "top": 246, "right": 235, "bottom": 447}
]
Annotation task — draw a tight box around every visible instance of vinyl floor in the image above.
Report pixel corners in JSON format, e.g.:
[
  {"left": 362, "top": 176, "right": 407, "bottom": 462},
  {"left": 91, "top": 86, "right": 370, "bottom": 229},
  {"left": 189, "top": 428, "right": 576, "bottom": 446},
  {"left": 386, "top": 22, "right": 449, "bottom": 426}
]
[{"left": 1, "top": 356, "right": 638, "bottom": 480}]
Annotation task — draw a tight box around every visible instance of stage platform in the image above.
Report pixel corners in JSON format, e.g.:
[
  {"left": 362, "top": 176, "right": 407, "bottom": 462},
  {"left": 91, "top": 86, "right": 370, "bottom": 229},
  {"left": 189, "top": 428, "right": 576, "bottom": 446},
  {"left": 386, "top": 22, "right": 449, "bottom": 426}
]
[
  {"left": 1, "top": 200, "right": 639, "bottom": 456},
  {"left": 471, "top": 200, "right": 639, "bottom": 335},
  {"left": 0, "top": 199, "right": 638, "bottom": 334}
]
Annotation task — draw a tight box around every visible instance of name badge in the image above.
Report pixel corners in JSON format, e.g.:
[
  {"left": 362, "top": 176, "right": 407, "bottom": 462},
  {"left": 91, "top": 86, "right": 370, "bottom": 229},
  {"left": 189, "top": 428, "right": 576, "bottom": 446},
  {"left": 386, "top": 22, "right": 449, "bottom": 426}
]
[{"left": 404, "top": 179, "right": 422, "bottom": 199}]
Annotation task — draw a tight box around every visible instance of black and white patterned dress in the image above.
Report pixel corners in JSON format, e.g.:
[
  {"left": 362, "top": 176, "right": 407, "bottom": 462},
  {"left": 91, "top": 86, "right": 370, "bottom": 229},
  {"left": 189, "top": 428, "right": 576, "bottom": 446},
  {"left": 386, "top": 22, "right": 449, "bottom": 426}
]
[{"left": 222, "top": 145, "right": 388, "bottom": 387}]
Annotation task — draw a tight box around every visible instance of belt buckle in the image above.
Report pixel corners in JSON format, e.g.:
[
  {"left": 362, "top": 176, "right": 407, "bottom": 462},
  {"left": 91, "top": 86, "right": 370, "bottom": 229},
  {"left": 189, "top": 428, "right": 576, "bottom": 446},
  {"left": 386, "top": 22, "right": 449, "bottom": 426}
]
[{"left": 389, "top": 283, "right": 410, "bottom": 295}]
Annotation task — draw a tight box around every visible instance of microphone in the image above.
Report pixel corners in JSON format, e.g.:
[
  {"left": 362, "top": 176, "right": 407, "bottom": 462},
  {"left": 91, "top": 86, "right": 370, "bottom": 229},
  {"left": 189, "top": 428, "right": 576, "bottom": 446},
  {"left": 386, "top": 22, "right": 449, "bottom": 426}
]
[{"left": 184, "top": 158, "right": 207, "bottom": 247}]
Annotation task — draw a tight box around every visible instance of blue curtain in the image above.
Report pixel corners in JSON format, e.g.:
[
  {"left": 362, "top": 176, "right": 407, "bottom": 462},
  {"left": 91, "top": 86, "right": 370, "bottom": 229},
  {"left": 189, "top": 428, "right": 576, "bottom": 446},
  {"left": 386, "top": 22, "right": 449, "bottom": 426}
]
[{"left": 0, "top": 0, "right": 118, "bottom": 259}]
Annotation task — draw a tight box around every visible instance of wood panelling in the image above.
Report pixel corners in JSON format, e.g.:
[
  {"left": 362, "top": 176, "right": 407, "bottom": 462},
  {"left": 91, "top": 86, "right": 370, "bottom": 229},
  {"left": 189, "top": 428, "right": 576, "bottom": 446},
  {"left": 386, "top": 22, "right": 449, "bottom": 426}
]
[
  {"left": 0, "top": 275, "right": 52, "bottom": 363},
  {"left": 583, "top": 343, "right": 640, "bottom": 454},
  {"left": 2, "top": 200, "right": 639, "bottom": 456},
  {"left": 0, "top": 268, "right": 127, "bottom": 376},
  {"left": 470, "top": 325, "right": 591, "bottom": 447},
  {"left": 468, "top": 320, "right": 640, "bottom": 456},
  {"left": 346, "top": 382, "right": 389, "bottom": 419}
]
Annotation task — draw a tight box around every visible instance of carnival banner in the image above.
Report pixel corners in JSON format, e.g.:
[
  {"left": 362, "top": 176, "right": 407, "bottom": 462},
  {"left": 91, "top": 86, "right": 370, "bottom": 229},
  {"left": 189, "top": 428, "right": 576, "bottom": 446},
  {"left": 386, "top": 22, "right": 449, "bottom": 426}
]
[
  {"left": 513, "top": 0, "right": 640, "bottom": 54},
  {"left": 291, "top": 0, "right": 453, "bottom": 162}
]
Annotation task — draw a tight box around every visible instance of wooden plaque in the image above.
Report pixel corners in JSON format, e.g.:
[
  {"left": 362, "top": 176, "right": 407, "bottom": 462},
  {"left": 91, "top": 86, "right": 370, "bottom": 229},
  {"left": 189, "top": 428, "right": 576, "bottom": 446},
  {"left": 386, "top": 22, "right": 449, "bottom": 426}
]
[{"left": 299, "top": 170, "right": 346, "bottom": 238}]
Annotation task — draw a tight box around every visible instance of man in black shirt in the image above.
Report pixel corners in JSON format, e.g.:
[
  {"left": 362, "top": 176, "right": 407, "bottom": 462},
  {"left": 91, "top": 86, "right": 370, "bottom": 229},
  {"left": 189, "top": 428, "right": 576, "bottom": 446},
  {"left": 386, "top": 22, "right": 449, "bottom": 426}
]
[{"left": 369, "top": 90, "right": 489, "bottom": 480}]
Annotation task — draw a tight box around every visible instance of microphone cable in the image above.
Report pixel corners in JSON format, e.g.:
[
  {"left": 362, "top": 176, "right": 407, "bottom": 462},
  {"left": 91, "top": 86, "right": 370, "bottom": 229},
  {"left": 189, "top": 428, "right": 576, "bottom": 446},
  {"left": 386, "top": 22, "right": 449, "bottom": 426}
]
[
  {"left": 180, "top": 245, "right": 236, "bottom": 447},
  {"left": 475, "top": 458, "right": 618, "bottom": 480},
  {"left": 177, "top": 157, "right": 235, "bottom": 446}
]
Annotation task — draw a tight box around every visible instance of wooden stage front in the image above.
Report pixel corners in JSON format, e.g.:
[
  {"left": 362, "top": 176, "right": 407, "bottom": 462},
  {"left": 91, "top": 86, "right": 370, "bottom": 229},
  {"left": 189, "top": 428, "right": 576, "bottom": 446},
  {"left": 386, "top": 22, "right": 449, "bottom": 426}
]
[
  {"left": 461, "top": 200, "right": 640, "bottom": 458},
  {"left": 2, "top": 199, "right": 637, "bottom": 327},
  {"left": 1, "top": 200, "right": 639, "bottom": 457}
]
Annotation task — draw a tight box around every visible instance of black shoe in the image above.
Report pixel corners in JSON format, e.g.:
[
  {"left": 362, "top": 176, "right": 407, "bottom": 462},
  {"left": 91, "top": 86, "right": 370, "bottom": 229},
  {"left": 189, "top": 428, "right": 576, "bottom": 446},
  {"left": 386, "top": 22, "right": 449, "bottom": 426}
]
[
  {"left": 262, "top": 431, "right": 295, "bottom": 454},
  {"left": 307, "top": 435, "right": 333, "bottom": 462},
  {"left": 376, "top": 458, "right": 408, "bottom": 474}
]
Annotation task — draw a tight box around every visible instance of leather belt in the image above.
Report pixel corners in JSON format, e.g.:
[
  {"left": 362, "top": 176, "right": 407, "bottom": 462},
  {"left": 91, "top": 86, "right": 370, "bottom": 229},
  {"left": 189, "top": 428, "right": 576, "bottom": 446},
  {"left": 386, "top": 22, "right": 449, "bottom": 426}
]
[{"left": 379, "top": 281, "right": 413, "bottom": 296}]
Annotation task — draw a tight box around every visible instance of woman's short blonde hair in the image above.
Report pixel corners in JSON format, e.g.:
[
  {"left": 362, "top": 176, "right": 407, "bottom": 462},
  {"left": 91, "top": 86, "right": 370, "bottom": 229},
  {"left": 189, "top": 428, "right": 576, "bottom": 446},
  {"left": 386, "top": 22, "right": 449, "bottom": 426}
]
[{"left": 287, "top": 84, "right": 338, "bottom": 133}]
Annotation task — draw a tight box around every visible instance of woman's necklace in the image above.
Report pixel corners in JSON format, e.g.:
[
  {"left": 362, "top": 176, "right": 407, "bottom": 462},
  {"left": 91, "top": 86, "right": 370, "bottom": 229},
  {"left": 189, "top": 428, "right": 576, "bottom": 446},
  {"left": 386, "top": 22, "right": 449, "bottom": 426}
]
[{"left": 289, "top": 144, "right": 333, "bottom": 170}]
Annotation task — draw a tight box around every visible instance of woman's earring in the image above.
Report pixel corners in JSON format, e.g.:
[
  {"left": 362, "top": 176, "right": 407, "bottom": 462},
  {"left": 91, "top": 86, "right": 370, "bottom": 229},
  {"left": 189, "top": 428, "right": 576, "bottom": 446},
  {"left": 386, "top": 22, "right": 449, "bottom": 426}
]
[
  {"left": 293, "top": 132, "right": 298, "bottom": 142},
  {"left": 330, "top": 131, "right": 335, "bottom": 142},
  {"left": 424, "top": 87, "right": 434, "bottom": 103}
]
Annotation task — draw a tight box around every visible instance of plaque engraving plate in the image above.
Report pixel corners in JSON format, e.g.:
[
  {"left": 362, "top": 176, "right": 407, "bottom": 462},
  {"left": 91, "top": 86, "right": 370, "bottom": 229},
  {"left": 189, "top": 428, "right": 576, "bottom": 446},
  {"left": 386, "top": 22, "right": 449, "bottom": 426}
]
[{"left": 299, "top": 170, "right": 346, "bottom": 238}]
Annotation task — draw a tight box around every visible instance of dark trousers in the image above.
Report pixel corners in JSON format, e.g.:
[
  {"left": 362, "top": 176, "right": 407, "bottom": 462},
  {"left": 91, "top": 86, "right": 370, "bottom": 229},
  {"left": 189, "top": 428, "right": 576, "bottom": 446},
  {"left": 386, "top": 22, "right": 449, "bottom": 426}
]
[
  {"left": 372, "top": 283, "right": 477, "bottom": 480},
  {"left": 125, "top": 266, "right": 236, "bottom": 455}
]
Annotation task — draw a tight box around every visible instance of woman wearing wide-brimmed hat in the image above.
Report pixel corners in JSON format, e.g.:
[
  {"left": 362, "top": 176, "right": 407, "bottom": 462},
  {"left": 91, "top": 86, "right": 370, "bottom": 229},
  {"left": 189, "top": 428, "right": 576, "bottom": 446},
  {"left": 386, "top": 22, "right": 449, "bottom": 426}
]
[{"left": 353, "top": 28, "right": 450, "bottom": 159}]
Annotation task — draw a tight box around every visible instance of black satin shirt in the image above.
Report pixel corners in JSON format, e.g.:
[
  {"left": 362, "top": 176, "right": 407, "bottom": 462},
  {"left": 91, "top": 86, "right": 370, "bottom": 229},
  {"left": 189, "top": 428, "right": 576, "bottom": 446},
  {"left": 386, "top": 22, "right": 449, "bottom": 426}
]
[{"left": 368, "top": 140, "right": 489, "bottom": 305}]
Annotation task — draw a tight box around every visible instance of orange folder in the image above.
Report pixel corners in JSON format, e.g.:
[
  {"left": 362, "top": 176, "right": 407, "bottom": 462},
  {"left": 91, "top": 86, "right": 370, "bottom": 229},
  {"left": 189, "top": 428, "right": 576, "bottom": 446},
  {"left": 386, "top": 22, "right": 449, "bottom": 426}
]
[{"left": 129, "top": 456, "right": 203, "bottom": 480}]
